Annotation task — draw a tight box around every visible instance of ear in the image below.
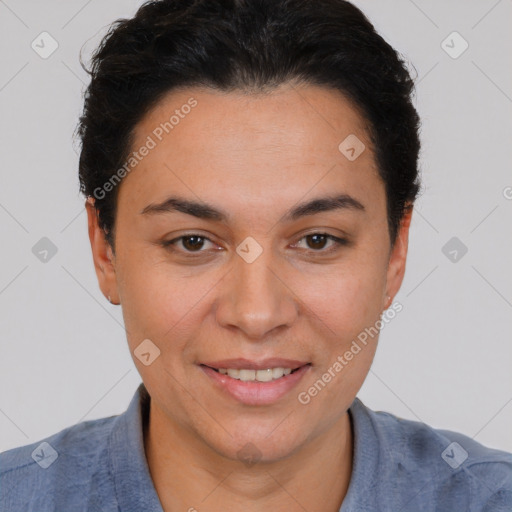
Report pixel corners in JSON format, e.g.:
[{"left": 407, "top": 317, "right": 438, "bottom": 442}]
[
  {"left": 383, "top": 206, "right": 413, "bottom": 309},
  {"left": 85, "top": 197, "right": 119, "bottom": 304}
]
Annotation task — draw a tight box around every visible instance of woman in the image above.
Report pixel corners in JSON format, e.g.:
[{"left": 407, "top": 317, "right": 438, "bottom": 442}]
[{"left": 1, "top": 0, "right": 511, "bottom": 510}]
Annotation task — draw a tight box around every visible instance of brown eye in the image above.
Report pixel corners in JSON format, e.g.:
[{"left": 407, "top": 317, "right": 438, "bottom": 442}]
[
  {"left": 293, "top": 233, "right": 347, "bottom": 253},
  {"left": 181, "top": 235, "right": 206, "bottom": 251},
  {"left": 162, "top": 234, "right": 216, "bottom": 254},
  {"left": 305, "top": 234, "right": 329, "bottom": 250}
]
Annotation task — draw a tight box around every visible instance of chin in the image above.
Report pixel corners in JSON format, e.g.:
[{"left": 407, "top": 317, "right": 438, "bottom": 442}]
[{"left": 201, "top": 420, "right": 310, "bottom": 466}]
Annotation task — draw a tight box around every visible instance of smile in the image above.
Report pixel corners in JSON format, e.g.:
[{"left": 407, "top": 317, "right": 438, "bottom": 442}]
[
  {"left": 199, "top": 359, "right": 311, "bottom": 405},
  {"left": 210, "top": 367, "right": 296, "bottom": 381}
]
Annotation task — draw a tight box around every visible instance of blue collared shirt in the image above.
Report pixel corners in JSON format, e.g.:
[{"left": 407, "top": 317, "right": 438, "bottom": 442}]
[{"left": 1, "top": 382, "right": 511, "bottom": 511}]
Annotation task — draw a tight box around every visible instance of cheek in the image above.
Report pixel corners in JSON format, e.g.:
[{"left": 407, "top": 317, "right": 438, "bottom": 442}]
[
  {"left": 293, "top": 263, "right": 385, "bottom": 417},
  {"left": 298, "top": 255, "right": 387, "bottom": 339},
  {"left": 117, "top": 255, "right": 220, "bottom": 354}
]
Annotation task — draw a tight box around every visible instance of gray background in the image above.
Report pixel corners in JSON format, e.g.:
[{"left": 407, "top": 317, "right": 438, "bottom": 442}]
[{"left": 1, "top": 0, "right": 511, "bottom": 453}]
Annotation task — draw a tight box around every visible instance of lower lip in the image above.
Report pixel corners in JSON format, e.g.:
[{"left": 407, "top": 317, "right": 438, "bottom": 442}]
[{"left": 200, "top": 364, "right": 311, "bottom": 405}]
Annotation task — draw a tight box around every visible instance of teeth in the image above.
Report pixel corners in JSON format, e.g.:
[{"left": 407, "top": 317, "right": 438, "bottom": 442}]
[
  {"left": 257, "top": 369, "right": 274, "bottom": 382},
  {"left": 218, "top": 367, "right": 294, "bottom": 382},
  {"left": 272, "top": 368, "right": 285, "bottom": 379},
  {"left": 239, "top": 369, "right": 256, "bottom": 381}
]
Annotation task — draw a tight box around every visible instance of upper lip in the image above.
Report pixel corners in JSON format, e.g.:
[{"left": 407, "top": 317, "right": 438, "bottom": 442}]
[{"left": 200, "top": 358, "right": 310, "bottom": 371}]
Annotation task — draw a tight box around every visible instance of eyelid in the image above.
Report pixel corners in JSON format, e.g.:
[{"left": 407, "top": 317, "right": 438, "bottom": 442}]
[
  {"left": 162, "top": 233, "right": 220, "bottom": 253},
  {"left": 162, "top": 231, "right": 349, "bottom": 255},
  {"left": 290, "top": 233, "right": 349, "bottom": 253}
]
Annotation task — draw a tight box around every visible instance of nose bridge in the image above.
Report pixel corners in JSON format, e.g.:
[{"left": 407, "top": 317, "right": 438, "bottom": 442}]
[{"left": 216, "top": 242, "right": 297, "bottom": 339}]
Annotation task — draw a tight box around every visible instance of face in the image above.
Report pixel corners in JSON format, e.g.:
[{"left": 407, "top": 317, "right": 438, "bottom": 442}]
[{"left": 87, "top": 83, "right": 410, "bottom": 462}]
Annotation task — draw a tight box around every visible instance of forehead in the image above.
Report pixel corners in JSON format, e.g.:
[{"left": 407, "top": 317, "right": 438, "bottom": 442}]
[{"left": 119, "top": 83, "right": 382, "bottom": 217}]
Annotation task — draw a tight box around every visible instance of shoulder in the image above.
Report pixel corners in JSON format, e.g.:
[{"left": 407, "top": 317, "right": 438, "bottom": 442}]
[
  {"left": 350, "top": 399, "right": 512, "bottom": 511},
  {"left": 0, "top": 414, "right": 119, "bottom": 511}
]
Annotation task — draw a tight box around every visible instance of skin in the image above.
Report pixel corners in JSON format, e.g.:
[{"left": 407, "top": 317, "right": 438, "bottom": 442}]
[{"left": 86, "top": 82, "right": 412, "bottom": 512}]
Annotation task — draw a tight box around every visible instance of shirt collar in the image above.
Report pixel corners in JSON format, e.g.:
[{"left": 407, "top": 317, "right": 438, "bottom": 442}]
[
  {"left": 108, "top": 383, "right": 371, "bottom": 512},
  {"left": 108, "top": 382, "right": 164, "bottom": 512},
  {"left": 340, "top": 397, "right": 380, "bottom": 511}
]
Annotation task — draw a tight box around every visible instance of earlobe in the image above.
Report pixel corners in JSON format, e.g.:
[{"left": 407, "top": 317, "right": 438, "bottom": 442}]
[
  {"left": 384, "top": 206, "right": 413, "bottom": 308},
  {"left": 85, "top": 197, "right": 120, "bottom": 304}
]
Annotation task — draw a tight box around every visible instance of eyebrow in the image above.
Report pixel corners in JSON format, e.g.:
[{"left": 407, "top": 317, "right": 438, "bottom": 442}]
[{"left": 140, "top": 194, "right": 365, "bottom": 222}]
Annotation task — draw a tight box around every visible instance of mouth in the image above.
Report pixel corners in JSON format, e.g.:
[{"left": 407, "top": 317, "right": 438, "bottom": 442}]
[
  {"left": 199, "top": 359, "right": 312, "bottom": 405},
  {"left": 202, "top": 365, "right": 304, "bottom": 382}
]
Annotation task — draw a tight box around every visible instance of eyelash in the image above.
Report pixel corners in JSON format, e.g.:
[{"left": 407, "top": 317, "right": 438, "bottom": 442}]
[{"left": 161, "top": 232, "right": 348, "bottom": 257}]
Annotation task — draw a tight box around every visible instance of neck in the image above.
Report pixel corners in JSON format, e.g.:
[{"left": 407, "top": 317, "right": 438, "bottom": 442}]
[{"left": 144, "top": 401, "right": 354, "bottom": 512}]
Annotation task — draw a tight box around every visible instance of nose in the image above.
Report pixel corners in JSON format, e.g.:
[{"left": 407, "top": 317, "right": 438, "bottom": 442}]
[{"left": 215, "top": 247, "right": 298, "bottom": 340}]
